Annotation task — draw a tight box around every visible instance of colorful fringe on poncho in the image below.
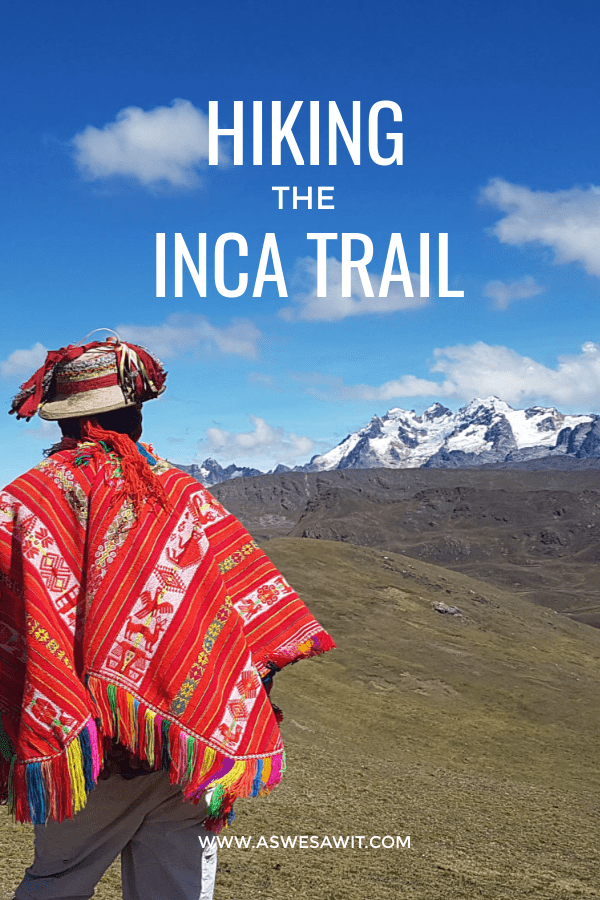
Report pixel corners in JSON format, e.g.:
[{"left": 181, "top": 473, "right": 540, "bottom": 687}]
[{"left": 0, "top": 439, "right": 335, "bottom": 829}]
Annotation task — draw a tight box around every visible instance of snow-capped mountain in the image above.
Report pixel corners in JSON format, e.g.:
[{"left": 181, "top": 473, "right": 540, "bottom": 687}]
[
  {"left": 175, "top": 398, "right": 600, "bottom": 483},
  {"left": 307, "top": 398, "right": 596, "bottom": 471},
  {"left": 174, "top": 458, "right": 264, "bottom": 487}
]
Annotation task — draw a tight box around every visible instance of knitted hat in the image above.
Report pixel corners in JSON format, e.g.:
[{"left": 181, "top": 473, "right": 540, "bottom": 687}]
[{"left": 10, "top": 332, "right": 167, "bottom": 422}]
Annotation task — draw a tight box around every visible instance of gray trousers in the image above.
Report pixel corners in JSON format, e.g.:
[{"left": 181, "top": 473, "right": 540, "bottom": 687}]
[{"left": 14, "top": 771, "right": 217, "bottom": 900}]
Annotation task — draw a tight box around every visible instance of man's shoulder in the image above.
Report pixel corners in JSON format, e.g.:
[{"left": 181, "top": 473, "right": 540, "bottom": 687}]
[
  {"left": 1, "top": 452, "right": 73, "bottom": 494},
  {"left": 1, "top": 451, "right": 91, "bottom": 517},
  {"left": 143, "top": 445, "right": 208, "bottom": 491},
  {"left": 157, "top": 462, "right": 214, "bottom": 500},
  {"left": 152, "top": 462, "right": 231, "bottom": 523}
]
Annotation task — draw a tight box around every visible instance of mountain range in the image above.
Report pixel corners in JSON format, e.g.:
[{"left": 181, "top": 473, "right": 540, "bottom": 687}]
[{"left": 175, "top": 397, "right": 600, "bottom": 485}]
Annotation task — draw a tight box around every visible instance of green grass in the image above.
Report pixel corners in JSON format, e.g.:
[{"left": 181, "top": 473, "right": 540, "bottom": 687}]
[{"left": 3, "top": 538, "right": 600, "bottom": 899}]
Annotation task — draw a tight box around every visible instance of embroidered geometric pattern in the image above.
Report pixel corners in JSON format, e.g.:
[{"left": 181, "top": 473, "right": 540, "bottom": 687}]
[
  {"left": 169, "top": 595, "right": 233, "bottom": 717},
  {"left": 36, "top": 459, "right": 88, "bottom": 526},
  {"left": 86, "top": 500, "right": 135, "bottom": 608},
  {"left": 26, "top": 615, "right": 73, "bottom": 670},
  {"left": 0, "top": 443, "right": 335, "bottom": 829},
  {"left": 218, "top": 541, "right": 259, "bottom": 575}
]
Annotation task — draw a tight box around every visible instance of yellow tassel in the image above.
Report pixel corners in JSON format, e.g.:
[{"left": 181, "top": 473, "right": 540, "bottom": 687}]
[
  {"left": 67, "top": 738, "right": 86, "bottom": 814},
  {"left": 145, "top": 710, "right": 156, "bottom": 765},
  {"left": 199, "top": 745, "right": 216, "bottom": 779},
  {"left": 259, "top": 757, "right": 272, "bottom": 794},
  {"left": 128, "top": 695, "right": 137, "bottom": 746},
  {"left": 214, "top": 760, "right": 246, "bottom": 791}
]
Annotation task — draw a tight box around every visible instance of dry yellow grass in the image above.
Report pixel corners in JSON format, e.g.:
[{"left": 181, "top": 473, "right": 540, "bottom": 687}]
[{"left": 3, "top": 538, "right": 600, "bottom": 899}]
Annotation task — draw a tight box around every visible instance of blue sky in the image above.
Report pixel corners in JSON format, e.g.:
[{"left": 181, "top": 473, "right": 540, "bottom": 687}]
[{"left": 1, "top": 0, "right": 599, "bottom": 482}]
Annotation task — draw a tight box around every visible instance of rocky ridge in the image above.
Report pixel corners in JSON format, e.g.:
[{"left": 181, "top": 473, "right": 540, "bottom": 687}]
[{"left": 175, "top": 397, "right": 600, "bottom": 484}]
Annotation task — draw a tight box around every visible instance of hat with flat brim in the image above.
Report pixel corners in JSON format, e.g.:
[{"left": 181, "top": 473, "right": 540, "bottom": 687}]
[
  {"left": 10, "top": 337, "right": 167, "bottom": 422},
  {"left": 38, "top": 348, "right": 136, "bottom": 420}
]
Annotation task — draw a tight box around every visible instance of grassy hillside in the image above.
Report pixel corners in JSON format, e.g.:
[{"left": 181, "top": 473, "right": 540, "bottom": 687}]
[
  {"left": 212, "top": 467, "right": 600, "bottom": 627},
  {"left": 2, "top": 538, "right": 600, "bottom": 899}
]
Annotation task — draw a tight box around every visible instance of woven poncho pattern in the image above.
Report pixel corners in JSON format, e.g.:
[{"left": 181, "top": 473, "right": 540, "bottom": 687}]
[{"left": 0, "top": 442, "right": 334, "bottom": 829}]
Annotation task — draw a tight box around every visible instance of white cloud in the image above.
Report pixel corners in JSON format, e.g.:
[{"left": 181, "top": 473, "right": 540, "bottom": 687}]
[
  {"left": 72, "top": 99, "right": 219, "bottom": 189},
  {"left": 118, "top": 313, "right": 261, "bottom": 360},
  {"left": 201, "top": 415, "right": 326, "bottom": 467},
  {"left": 481, "top": 178, "right": 600, "bottom": 278},
  {"left": 303, "top": 342, "right": 600, "bottom": 408},
  {"left": 298, "top": 370, "right": 441, "bottom": 402},
  {"left": 0, "top": 342, "right": 47, "bottom": 378},
  {"left": 484, "top": 275, "right": 544, "bottom": 310},
  {"left": 280, "top": 256, "right": 427, "bottom": 321},
  {"left": 429, "top": 342, "right": 600, "bottom": 406}
]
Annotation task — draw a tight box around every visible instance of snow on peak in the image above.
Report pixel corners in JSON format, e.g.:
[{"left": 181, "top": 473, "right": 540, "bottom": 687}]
[{"left": 308, "top": 398, "right": 594, "bottom": 471}]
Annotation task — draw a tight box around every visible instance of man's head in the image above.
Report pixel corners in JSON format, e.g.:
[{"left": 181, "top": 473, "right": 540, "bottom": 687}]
[
  {"left": 58, "top": 404, "right": 144, "bottom": 443},
  {"left": 10, "top": 333, "right": 166, "bottom": 424}
]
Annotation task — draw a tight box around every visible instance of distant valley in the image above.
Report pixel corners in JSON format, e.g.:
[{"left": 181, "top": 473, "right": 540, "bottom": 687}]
[
  {"left": 208, "top": 465, "right": 600, "bottom": 629},
  {"left": 172, "top": 396, "right": 600, "bottom": 629}
]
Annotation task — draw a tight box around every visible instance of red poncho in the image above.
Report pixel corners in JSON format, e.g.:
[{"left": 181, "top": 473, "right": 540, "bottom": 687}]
[{"left": 0, "top": 440, "right": 334, "bottom": 829}]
